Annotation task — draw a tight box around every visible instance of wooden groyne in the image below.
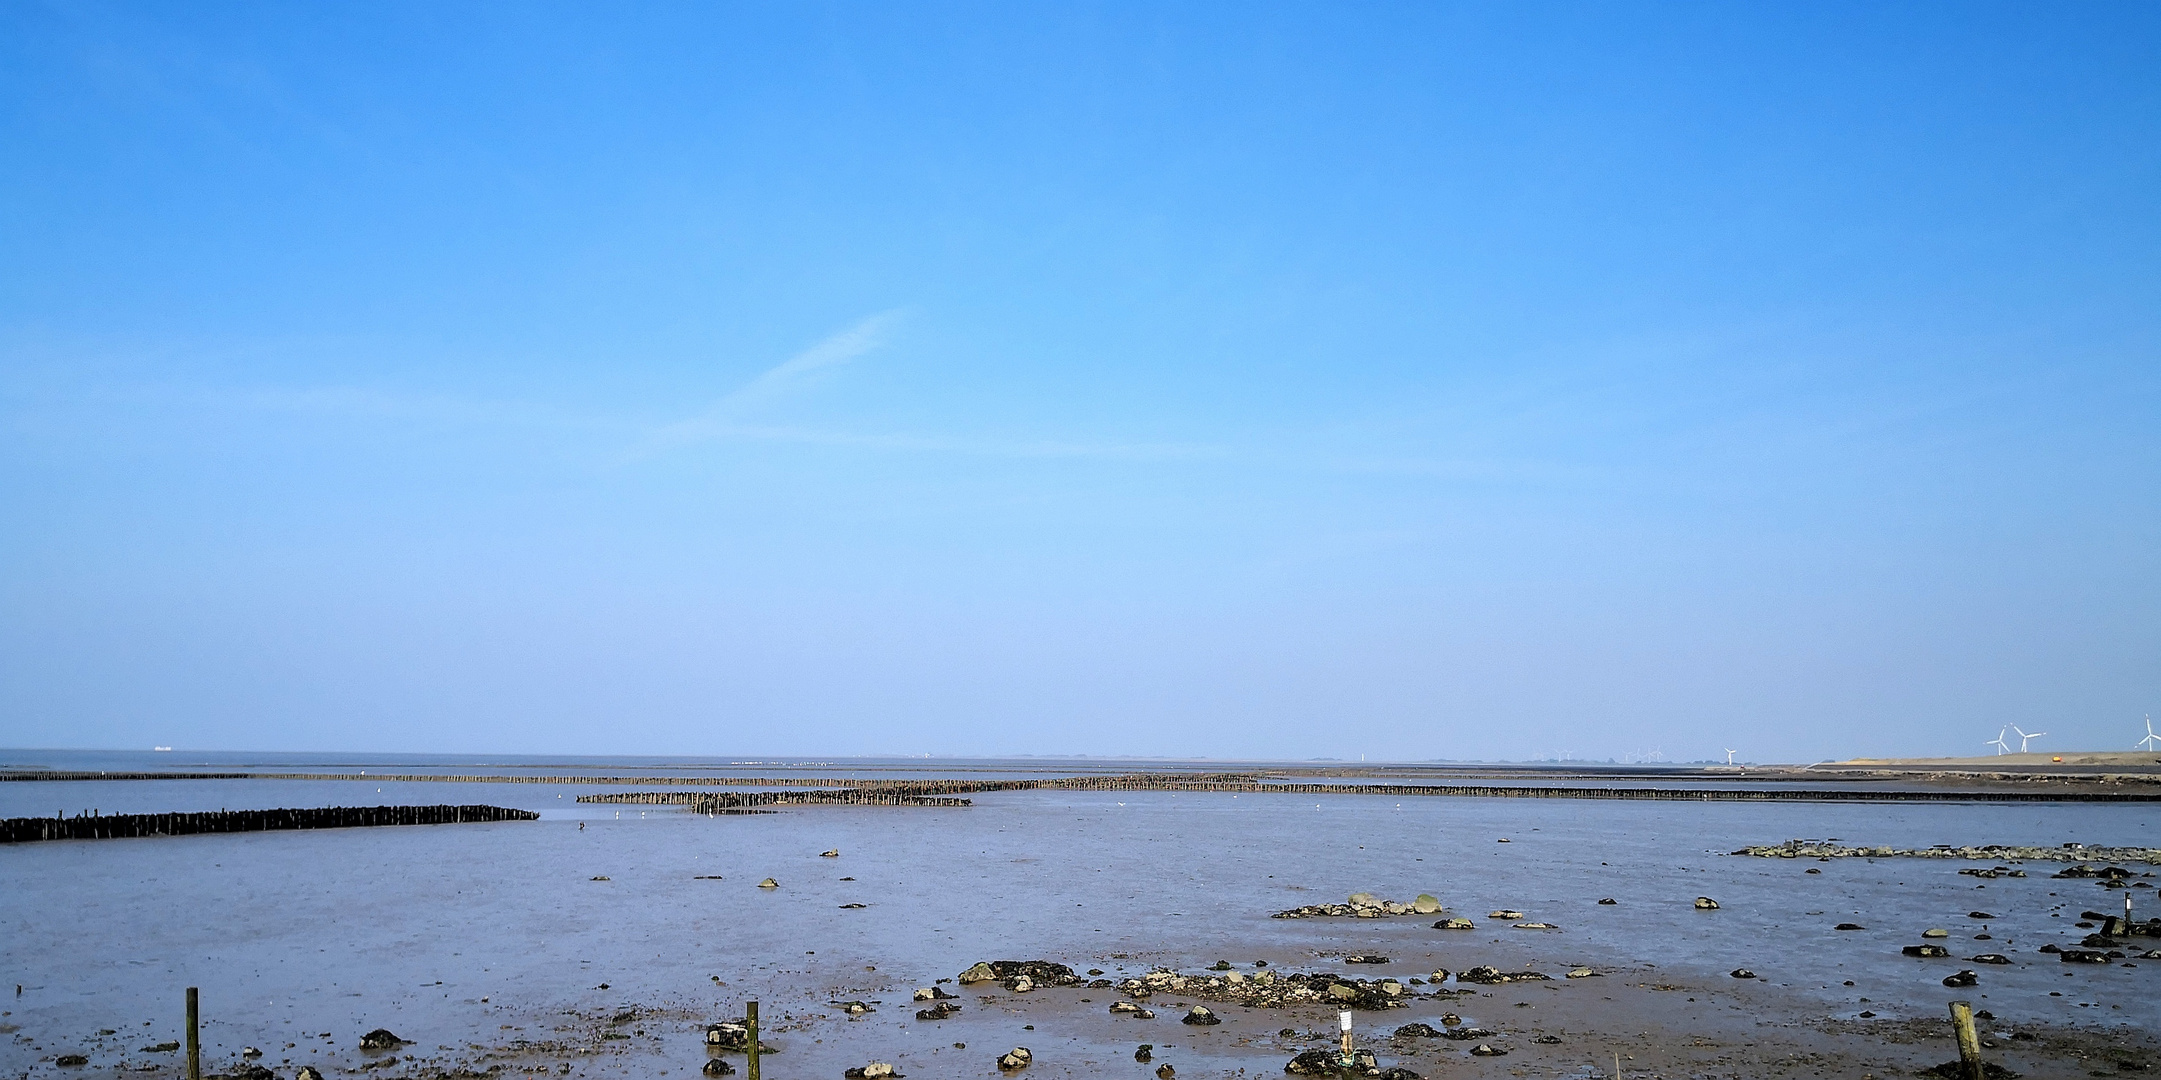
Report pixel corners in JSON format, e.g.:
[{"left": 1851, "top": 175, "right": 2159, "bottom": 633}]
[
  {"left": 690, "top": 790, "right": 972, "bottom": 812},
  {"left": 0, "top": 804, "right": 539, "bottom": 844},
  {"left": 0, "top": 771, "right": 258, "bottom": 783},
  {"left": 577, "top": 775, "right": 2161, "bottom": 805}
]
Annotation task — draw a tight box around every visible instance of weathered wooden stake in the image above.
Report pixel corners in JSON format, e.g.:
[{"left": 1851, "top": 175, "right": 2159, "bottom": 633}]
[
  {"left": 1338, "top": 1009, "right": 1353, "bottom": 1063},
  {"left": 185, "top": 987, "right": 200, "bottom": 1080},
  {"left": 745, "top": 1000, "right": 759, "bottom": 1080},
  {"left": 1948, "top": 999, "right": 1983, "bottom": 1080}
]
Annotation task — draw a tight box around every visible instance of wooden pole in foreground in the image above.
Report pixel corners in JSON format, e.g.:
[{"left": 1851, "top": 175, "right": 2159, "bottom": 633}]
[
  {"left": 745, "top": 1000, "right": 759, "bottom": 1080},
  {"left": 185, "top": 987, "right": 200, "bottom": 1080},
  {"left": 1948, "top": 1000, "right": 1983, "bottom": 1080}
]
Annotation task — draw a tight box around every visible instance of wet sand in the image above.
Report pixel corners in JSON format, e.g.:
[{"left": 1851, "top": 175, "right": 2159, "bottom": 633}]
[
  {"left": 16, "top": 940, "right": 2150, "bottom": 1080},
  {"left": 4, "top": 772, "right": 2158, "bottom": 1080}
]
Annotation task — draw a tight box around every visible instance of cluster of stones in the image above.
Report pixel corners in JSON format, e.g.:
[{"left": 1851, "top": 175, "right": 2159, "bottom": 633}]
[
  {"left": 2040, "top": 911, "right": 2161, "bottom": 963},
  {"left": 957, "top": 960, "right": 1083, "bottom": 992},
  {"left": 1113, "top": 968, "right": 1436, "bottom": 1010},
  {"left": 1273, "top": 893, "right": 1444, "bottom": 919},
  {"left": 1733, "top": 841, "right": 2161, "bottom": 864},
  {"left": 2052, "top": 864, "right": 2156, "bottom": 888}
]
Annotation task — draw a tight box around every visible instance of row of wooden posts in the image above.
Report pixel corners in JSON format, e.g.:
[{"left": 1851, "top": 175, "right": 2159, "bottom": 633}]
[
  {"left": 0, "top": 805, "right": 540, "bottom": 844},
  {"left": 576, "top": 774, "right": 2161, "bottom": 805}
]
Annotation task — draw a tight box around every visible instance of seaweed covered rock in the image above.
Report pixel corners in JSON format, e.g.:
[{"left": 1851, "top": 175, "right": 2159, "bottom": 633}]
[
  {"left": 1285, "top": 1048, "right": 1378, "bottom": 1075},
  {"left": 961, "top": 961, "right": 1080, "bottom": 987}
]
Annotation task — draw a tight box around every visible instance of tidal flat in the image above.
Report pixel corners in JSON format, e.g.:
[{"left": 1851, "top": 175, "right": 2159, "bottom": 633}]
[{"left": 2, "top": 759, "right": 2158, "bottom": 1079}]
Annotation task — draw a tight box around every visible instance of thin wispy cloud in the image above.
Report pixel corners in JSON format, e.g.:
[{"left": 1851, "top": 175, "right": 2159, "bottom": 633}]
[{"left": 642, "top": 310, "right": 904, "bottom": 452}]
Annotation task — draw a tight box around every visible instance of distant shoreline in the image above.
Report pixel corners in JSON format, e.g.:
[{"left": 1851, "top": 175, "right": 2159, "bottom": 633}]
[{"left": 5, "top": 766, "right": 2157, "bottom": 802}]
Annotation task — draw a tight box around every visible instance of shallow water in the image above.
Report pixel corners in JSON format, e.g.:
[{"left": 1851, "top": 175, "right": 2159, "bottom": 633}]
[{"left": 2, "top": 756, "right": 2156, "bottom": 1077}]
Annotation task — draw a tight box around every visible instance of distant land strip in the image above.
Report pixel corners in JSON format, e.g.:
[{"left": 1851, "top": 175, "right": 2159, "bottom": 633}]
[{"left": 0, "top": 804, "right": 539, "bottom": 844}]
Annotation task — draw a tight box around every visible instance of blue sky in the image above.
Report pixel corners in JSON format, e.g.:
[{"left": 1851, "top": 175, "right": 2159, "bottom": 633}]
[{"left": 1, "top": 2, "right": 2156, "bottom": 761}]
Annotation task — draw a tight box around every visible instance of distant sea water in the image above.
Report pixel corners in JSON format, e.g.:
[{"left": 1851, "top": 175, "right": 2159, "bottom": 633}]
[{"left": 1, "top": 749, "right": 2154, "bottom": 1074}]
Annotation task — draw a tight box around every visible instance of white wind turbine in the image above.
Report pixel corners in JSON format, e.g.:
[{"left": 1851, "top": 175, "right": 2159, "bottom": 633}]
[
  {"left": 2138, "top": 715, "right": 2160, "bottom": 752},
  {"left": 2011, "top": 725, "right": 2045, "bottom": 753},
  {"left": 1724, "top": 749, "right": 1739, "bottom": 765},
  {"left": 1986, "top": 727, "right": 2011, "bottom": 756}
]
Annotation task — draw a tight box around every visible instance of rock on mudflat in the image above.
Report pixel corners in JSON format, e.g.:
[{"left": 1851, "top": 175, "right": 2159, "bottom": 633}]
[
  {"left": 1470, "top": 1044, "right": 1507, "bottom": 1057},
  {"left": 1413, "top": 894, "right": 1442, "bottom": 914},
  {"left": 358, "top": 1030, "right": 405, "bottom": 1051},
  {"left": 54, "top": 1055, "right": 87, "bottom": 1067},
  {"left": 1458, "top": 966, "right": 1549, "bottom": 985},
  {"left": 1344, "top": 955, "right": 1389, "bottom": 965},
  {"left": 843, "top": 1064, "right": 901, "bottom": 1078},
  {"left": 1394, "top": 1023, "right": 1442, "bottom": 1038},
  {"left": 1902, "top": 945, "right": 1952, "bottom": 958},
  {"left": 1487, "top": 910, "right": 1524, "bottom": 920},
  {"left": 1432, "top": 918, "right": 1475, "bottom": 930},
  {"left": 1835, "top": 923, "right": 1866, "bottom": 931},
  {"left": 756, "top": 878, "right": 778, "bottom": 889},
  {"left": 915, "top": 1002, "right": 962, "bottom": 1021},
  {"left": 1922, "top": 928, "right": 1949, "bottom": 939},
  {"left": 704, "top": 1023, "right": 775, "bottom": 1052},
  {"left": 1565, "top": 968, "right": 1598, "bottom": 979},
  {"left": 1694, "top": 897, "right": 1720, "bottom": 910},
  {"left": 1597, "top": 897, "right": 1617, "bottom": 905},
  {"left": 1181, "top": 1006, "right": 1220, "bottom": 1026},
  {"left": 297, "top": 1068, "right": 326, "bottom": 1080},
  {"left": 831, "top": 1000, "right": 873, "bottom": 1015},
  {"left": 1156, "top": 1065, "right": 1176, "bottom": 1080},
  {"left": 997, "top": 1046, "right": 1032, "bottom": 1071},
  {"left": 1969, "top": 954, "right": 2012, "bottom": 964},
  {"left": 820, "top": 849, "right": 840, "bottom": 857},
  {"left": 961, "top": 960, "right": 1082, "bottom": 986},
  {"left": 1942, "top": 970, "right": 1979, "bottom": 987},
  {"left": 1730, "top": 969, "right": 1756, "bottom": 979},
  {"left": 1512, "top": 922, "right": 1558, "bottom": 930},
  {"left": 914, "top": 986, "right": 957, "bottom": 1001},
  {"left": 1134, "top": 1044, "right": 1153, "bottom": 1062},
  {"left": 1287, "top": 1049, "right": 1377, "bottom": 1075},
  {"left": 701, "top": 1060, "right": 735, "bottom": 1077}
]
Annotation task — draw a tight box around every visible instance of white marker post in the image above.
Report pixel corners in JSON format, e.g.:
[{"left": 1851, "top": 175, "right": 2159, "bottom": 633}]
[{"left": 1338, "top": 1010, "right": 1354, "bottom": 1063}]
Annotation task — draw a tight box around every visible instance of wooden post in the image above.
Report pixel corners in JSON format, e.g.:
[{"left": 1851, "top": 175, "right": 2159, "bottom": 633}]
[
  {"left": 1948, "top": 1000, "right": 1982, "bottom": 1080},
  {"left": 745, "top": 1000, "right": 759, "bottom": 1080},
  {"left": 185, "top": 987, "right": 200, "bottom": 1080},
  {"left": 1338, "top": 1009, "right": 1353, "bottom": 1063}
]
